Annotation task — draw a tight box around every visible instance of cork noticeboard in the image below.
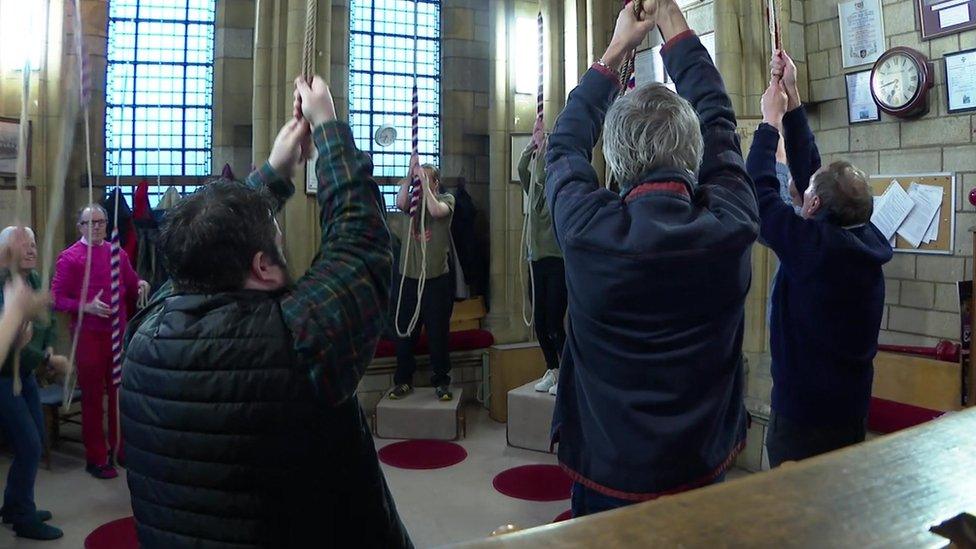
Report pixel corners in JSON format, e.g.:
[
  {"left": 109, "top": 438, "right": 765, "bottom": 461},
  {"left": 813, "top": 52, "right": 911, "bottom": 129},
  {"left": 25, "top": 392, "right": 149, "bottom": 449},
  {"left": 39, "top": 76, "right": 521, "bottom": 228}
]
[{"left": 869, "top": 173, "right": 955, "bottom": 255}]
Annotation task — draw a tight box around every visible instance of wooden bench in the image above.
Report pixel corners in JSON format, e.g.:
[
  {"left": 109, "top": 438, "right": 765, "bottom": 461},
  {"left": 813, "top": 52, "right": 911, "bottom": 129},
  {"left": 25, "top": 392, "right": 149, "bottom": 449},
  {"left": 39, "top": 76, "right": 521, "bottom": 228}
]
[
  {"left": 455, "top": 408, "right": 976, "bottom": 548},
  {"left": 869, "top": 351, "right": 964, "bottom": 433}
]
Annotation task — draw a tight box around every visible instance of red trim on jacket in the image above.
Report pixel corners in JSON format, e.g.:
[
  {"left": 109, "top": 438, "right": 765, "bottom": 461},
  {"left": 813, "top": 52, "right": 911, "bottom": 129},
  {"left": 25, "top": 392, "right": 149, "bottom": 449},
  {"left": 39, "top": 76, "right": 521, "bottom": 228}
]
[
  {"left": 662, "top": 29, "right": 697, "bottom": 53},
  {"left": 560, "top": 440, "right": 745, "bottom": 502},
  {"left": 591, "top": 62, "right": 621, "bottom": 84},
  {"left": 625, "top": 181, "right": 690, "bottom": 202}
]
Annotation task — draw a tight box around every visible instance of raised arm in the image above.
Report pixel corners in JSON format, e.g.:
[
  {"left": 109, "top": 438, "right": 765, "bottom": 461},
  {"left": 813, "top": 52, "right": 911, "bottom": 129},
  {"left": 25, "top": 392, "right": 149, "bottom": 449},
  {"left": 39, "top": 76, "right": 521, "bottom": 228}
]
[
  {"left": 747, "top": 79, "right": 821, "bottom": 263},
  {"left": 658, "top": 0, "right": 756, "bottom": 220},
  {"left": 517, "top": 143, "right": 534, "bottom": 194},
  {"left": 771, "top": 51, "right": 820, "bottom": 194},
  {"left": 545, "top": 4, "right": 654, "bottom": 243},
  {"left": 0, "top": 275, "right": 48, "bottom": 368},
  {"left": 422, "top": 171, "right": 452, "bottom": 219},
  {"left": 396, "top": 176, "right": 410, "bottom": 212},
  {"left": 281, "top": 77, "right": 393, "bottom": 406}
]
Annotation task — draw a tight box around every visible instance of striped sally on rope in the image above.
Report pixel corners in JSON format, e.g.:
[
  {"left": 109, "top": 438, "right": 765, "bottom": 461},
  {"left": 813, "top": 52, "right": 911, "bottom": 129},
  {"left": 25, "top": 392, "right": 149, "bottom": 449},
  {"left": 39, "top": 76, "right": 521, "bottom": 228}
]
[
  {"left": 409, "top": 81, "right": 422, "bottom": 218},
  {"left": 109, "top": 193, "right": 123, "bottom": 387},
  {"left": 393, "top": 5, "right": 428, "bottom": 338}
]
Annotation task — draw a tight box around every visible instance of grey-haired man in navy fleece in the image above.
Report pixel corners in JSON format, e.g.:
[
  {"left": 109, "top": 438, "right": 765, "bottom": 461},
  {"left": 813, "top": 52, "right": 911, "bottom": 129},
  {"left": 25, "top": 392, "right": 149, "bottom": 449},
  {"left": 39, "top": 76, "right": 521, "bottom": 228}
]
[{"left": 545, "top": 0, "right": 759, "bottom": 516}]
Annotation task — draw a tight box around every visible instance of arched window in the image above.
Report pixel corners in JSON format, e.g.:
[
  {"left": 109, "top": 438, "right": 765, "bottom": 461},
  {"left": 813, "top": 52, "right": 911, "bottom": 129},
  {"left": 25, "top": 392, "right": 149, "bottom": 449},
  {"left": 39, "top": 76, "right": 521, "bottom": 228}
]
[
  {"left": 349, "top": 0, "right": 440, "bottom": 209},
  {"left": 105, "top": 0, "right": 216, "bottom": 184}
]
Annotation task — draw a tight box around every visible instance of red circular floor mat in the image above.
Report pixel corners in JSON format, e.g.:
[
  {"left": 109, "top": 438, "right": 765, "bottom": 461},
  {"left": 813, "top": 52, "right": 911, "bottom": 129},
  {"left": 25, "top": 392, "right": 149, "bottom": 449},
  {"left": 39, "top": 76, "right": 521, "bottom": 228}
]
[
  {"left": 377, "top": 440, "right": 468, "bottom": 470},
  {"left": 553, "top": 509, "right": 573, "bottom": 523},
  {"left": 85, "top": 516, "right": 138, "bottom": 549},
  {"left": 492, "top": 464, "right": 572, "bottom": 502}
]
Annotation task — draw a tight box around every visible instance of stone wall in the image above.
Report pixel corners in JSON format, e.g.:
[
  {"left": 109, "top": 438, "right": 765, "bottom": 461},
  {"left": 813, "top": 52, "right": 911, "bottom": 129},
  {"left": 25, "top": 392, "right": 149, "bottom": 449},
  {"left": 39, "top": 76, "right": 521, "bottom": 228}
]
[
  {"left": 213, "top": 0, "right": 256, "bottom": 177},
  {"left": 441, "top": 0, "right": 491, "bottom": 210},
  {"left": 804, "top": 0, "right": 975, "bottom": 347}
]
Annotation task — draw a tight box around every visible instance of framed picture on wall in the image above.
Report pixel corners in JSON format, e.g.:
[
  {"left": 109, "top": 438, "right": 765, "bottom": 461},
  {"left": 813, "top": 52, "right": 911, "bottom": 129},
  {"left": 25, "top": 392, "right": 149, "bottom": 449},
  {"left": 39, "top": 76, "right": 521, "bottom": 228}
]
[
  {"left": 305, "top": 148, "right": 318, "bottom": 195},
  {"left": 0, "top": 117, "right": 31, "bottom": 178},
  {"left": 845, "top": 70, "right": 881, "bottom": 123},
  {"left": 917, "top": 0, "right": 976, "bottom": 40},
  {"left": 511, "top": 133, "right": 531, "bottom": 182},
  {"left": 945, "top": 48, "right": 976, "bottom": 113},
  {"left": 838, "top": 0, "right": 886, "bottom": 68}
]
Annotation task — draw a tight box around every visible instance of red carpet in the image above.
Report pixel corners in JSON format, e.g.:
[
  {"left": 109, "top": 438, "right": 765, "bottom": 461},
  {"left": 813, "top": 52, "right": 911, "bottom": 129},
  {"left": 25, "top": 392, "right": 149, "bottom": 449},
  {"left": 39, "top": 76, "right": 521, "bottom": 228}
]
[
  {"left": 493, "top": 464, "right": 572, "bottom": 501},
  {"left": 378, "top": 440, "right": 468, "bottom": 469},
  {"left": 85, "top": 516, "right": 137, "bottom": 549},
  {"left": 553, "top": 509, "right": 573, "bottom": 523}
]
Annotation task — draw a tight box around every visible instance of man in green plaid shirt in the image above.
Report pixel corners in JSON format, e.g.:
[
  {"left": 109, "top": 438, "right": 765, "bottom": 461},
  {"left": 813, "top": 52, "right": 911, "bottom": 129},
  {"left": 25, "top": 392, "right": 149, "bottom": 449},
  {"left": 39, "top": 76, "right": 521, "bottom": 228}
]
[{"left": 120, "top": 78, "right": 411, "bottom": 548}]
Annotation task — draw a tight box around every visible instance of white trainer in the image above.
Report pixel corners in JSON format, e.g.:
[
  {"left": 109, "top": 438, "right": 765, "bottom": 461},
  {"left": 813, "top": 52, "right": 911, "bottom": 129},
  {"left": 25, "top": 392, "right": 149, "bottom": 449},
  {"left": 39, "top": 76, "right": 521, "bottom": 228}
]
[
  {"left": 534, "top": 369, "right": 558, "bottom": 392},
  {"left": 548, "top": 383, "right": 557, "bottom": 396}
]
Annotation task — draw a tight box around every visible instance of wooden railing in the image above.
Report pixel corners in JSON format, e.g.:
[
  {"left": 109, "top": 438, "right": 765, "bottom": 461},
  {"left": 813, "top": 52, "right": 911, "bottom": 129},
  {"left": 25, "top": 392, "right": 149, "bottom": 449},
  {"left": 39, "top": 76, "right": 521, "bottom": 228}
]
[{"left": 455, "top": 407, "right": 976, "bottom": 548}]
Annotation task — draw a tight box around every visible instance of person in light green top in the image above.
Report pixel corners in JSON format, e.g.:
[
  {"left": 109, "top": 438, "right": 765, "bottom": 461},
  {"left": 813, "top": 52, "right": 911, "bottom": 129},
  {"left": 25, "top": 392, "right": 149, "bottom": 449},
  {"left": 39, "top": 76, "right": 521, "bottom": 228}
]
[
  {"left": 389, "top": 163, "right": 457, "bottom": 401},
  {"left": 516, "top": 133, "right": 567, "bottom": 396}
]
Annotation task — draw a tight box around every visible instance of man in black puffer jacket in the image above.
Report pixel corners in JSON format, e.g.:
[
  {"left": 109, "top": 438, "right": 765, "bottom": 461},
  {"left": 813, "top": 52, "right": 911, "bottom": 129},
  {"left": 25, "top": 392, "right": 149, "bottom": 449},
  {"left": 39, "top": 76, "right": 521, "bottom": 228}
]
[{"left": 121, "top": 77, "right": 411, "bottom": 548}]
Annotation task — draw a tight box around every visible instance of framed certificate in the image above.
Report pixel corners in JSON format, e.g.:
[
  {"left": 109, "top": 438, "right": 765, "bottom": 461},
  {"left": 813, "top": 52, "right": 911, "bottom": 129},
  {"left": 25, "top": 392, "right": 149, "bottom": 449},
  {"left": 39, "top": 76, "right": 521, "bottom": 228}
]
[
  {"left": 0, "top": 117, "right": 30, "bottom": 178},
  {"left": 845, "top": 70, "right": 881, "bottom": 123},
  {"left": 945, "top": 48, "right": 976, "bottom": 113},
  {"left": 918, "top": 0, "right": 976, "bottom": 40},
  {"left": 839, "top": 0, "right": 886, "bottom": 68}
]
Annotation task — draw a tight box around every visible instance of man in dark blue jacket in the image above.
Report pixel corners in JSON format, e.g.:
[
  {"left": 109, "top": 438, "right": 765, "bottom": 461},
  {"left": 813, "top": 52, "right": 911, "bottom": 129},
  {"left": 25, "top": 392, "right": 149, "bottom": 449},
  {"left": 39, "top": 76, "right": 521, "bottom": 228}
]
[
  {"left": 747, "top": 52, "right": 892, "bottom": 467},
  {"left": 546, "top": 0, "right": 758, "bottom": 516}
]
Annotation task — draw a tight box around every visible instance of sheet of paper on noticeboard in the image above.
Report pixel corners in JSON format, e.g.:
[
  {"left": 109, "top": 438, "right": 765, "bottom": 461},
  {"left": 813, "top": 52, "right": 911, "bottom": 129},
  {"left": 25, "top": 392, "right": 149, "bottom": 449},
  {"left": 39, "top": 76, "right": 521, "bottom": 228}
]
[{"left": 869, "top": 174, "right": 956, "bottom": 254}]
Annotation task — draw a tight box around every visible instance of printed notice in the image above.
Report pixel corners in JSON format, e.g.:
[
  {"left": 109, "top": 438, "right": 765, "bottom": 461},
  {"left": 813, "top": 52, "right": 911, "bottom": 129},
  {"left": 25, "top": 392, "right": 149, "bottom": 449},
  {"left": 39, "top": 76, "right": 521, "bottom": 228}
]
[
  {"left": 897, "top": 183, "right": 942, "bottom": 248},
  {"left": 939, "top": 3, "right": 971, "bottom": 27},
  {"left": 870, "top": 181, "right": 915, "bottom": 240}
]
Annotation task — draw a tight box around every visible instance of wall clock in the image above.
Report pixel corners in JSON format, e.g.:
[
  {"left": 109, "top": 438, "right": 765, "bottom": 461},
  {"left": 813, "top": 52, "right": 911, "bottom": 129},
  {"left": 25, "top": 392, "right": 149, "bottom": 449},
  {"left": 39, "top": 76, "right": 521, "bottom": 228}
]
[{"left": 869, "top": 47, "right": 934, "bottom": 119}]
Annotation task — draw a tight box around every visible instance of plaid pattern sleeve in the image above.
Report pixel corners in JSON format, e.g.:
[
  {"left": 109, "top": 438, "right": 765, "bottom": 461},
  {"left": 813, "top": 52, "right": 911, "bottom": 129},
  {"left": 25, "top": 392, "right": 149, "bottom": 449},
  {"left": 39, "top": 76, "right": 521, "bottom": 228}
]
[
  {"left": 279, "top": 121, "right": 393, "bottom": 406},
  {"left": 245, "top": 162, "right": 295, "bottom": 213}
]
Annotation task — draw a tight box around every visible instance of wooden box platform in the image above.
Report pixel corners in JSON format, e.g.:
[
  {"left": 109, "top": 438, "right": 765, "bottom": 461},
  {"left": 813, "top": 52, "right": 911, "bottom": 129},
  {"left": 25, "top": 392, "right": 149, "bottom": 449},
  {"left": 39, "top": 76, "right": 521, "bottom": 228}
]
[{"left": 488, "top": 343, "right": 547, "bottom": 422}]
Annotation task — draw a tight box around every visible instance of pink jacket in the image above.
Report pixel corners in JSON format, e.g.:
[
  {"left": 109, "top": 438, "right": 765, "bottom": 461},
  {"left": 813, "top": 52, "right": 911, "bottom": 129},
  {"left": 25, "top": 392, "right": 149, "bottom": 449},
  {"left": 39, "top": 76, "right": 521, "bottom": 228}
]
[{"left": 51, "top": 239, "right": 140, "bottom": 333}]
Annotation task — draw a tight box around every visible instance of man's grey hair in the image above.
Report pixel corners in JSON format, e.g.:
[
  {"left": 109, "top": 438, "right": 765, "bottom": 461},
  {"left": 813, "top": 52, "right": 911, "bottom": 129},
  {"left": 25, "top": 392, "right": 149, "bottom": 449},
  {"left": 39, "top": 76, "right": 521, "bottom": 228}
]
[
  {"left": 76, "top": 203, "right": 107, "bottom": 224},
  {"left": 603, "top": 83, "right": 704, "bottom": 188},
  {"left": 0, "top": 226, "right": 35, "bottom": 248}
]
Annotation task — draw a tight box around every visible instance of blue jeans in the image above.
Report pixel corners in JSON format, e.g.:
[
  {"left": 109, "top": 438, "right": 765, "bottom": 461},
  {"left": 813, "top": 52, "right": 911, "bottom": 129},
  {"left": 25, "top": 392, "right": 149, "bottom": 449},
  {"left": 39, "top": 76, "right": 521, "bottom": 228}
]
[
  {"left": 0, "top": 374, "right": 44, "bottom": 523},
  {"left": 571, "top": 472, "right": 728, "bottom": 518}
]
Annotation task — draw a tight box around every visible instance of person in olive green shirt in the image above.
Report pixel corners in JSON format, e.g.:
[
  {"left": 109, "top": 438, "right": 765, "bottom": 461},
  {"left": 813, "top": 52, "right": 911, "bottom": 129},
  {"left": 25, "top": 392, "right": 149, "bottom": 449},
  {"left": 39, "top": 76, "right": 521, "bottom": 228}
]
[
  {"left": 516, "top": 134, "right": 567, "bottom": 396},
  {"left": 0, "top": 226, "right": 69, "bottom": 541},
  {"left": 388, "top": 163, "right": 457, "bottom": 401}
]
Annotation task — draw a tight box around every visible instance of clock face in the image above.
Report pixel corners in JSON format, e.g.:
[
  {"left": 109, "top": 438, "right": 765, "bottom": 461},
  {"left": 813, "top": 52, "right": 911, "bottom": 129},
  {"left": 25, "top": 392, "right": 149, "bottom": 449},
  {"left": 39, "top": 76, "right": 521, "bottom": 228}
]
[
  {"left": 374, "top": 125, "right": 397, "bottom": 147},
  {"left": 872, "top": 53, "right": 922, "bottom": 109}
]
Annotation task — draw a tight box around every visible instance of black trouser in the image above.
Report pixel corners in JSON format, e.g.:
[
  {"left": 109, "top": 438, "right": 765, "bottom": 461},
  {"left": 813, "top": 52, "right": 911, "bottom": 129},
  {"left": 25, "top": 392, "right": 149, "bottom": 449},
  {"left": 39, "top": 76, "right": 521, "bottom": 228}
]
[
  {"left": 530, "top": 257, "right": 567, "bottom": 370},
  {"left": 765, "top": 411, "right": 866, "bottom": 467},
  {"left": 394, "top": 274, "right": 454, "bottom": 387}
]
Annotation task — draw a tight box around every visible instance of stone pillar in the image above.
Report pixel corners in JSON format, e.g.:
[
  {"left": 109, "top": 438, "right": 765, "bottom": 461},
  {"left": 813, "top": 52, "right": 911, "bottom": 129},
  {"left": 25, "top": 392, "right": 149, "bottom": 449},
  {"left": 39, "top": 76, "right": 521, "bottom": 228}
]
[
  {"left": 253, "top": 0, "right": 329, "bottom": 277},
  {"left": 213, "top": 0, "right": 256, "bottom": 177},
  {"left": 486, "top": 0, "right": 520, "bottom": 342},
  {"left": 329, "top": 0, "right": 349, "bottom": 121},
  {"left": 0, "top": 0, "right": 67, "bottom": 267}
]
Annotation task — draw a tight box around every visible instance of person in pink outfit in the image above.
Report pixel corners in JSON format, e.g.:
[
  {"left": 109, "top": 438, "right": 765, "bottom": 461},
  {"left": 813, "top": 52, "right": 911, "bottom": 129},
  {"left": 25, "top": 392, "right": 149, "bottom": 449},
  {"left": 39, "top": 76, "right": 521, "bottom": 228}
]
[{"left": 51, "top": 205, "right": 149, "bottom": 480}]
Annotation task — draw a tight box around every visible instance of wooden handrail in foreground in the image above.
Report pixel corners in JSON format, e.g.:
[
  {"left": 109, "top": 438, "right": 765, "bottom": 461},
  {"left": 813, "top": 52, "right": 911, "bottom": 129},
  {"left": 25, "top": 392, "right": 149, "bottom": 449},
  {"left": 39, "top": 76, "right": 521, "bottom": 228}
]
[{"left": 454, "top": 408, "right": 976, "bottom": 548}]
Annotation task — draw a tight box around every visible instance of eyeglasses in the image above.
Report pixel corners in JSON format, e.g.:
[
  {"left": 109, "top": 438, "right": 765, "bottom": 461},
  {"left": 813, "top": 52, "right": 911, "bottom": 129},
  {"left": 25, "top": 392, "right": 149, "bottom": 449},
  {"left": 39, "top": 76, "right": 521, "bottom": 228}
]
[{"left": 78, "top": 220, "right": 107, "bottom": 227}]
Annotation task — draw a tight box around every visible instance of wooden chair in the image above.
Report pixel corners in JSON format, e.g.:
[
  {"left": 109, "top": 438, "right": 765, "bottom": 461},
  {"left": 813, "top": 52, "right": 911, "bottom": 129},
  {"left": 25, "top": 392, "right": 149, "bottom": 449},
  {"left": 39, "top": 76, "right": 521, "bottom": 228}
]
[{"left": 38, "top": 384, "right": 82, "bottom": 470}]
